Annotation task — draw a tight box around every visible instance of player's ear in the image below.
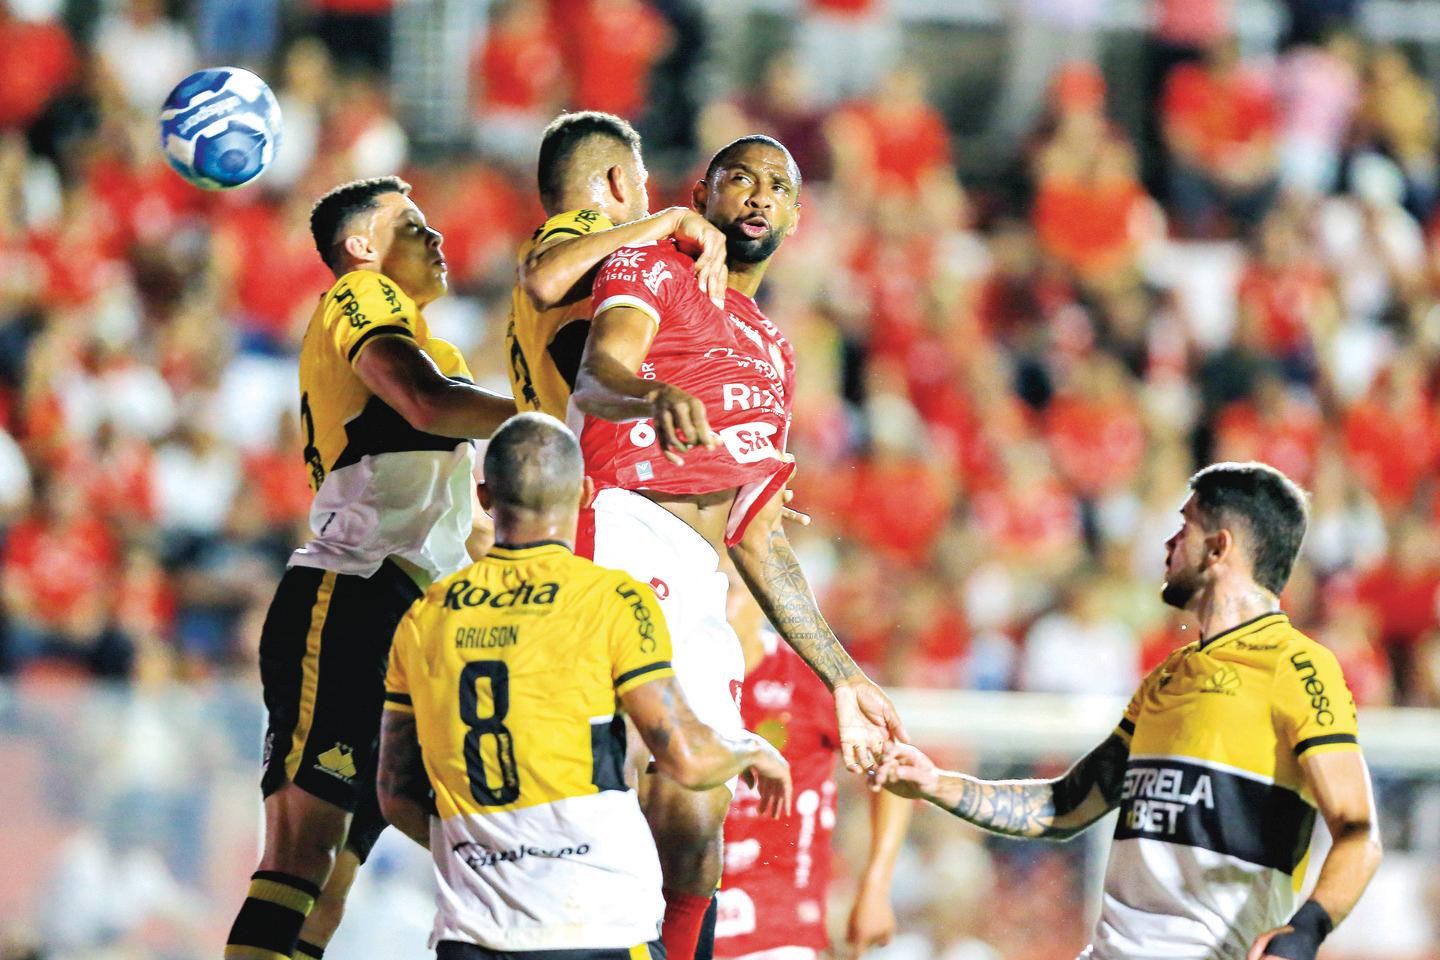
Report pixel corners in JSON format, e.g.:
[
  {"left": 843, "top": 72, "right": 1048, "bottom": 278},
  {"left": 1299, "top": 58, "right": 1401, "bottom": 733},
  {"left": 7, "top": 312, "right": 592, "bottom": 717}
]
[
  {"left": 606, "top": 164, "right": 628, "bottom": 206},
  {"left": 690, "top": 178, "right": 708, "bottom": 214},
  {"left": 342, "top": 233, "right": 375, "bottom": 264},
  {"left": 1207, "top": 528, "right": 1233, "bottom": 566},
  {"left": 476, "top": 481, "right": 493, "bottom": 514}
]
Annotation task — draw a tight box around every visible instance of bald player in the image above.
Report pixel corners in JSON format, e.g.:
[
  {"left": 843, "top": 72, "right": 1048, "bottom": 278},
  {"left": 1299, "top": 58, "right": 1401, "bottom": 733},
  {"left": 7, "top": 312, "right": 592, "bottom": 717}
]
[
  {"left": 378, "top": 413, "right": 792, "bottom": 960},
  {"left": 507, "top": 111, "right": 731, "bottom": 421}
]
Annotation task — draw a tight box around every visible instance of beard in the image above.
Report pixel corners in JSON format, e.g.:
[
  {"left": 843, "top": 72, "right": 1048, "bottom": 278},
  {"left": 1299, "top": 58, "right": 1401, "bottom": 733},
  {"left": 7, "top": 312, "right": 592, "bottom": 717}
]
[
  {"left": 1161, "top": 567, "right": 1202, "bottom": 610},
  {"left": 721, "top": 221, "right": 784, "bottom": 264}
]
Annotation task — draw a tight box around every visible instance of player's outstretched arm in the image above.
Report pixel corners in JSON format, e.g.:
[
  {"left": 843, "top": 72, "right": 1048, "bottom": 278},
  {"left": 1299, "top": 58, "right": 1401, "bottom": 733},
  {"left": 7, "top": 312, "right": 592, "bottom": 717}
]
[
  {"left": 729, "top": 487, "right": 906, "bottom": 772},
  {"left": 353, "top": 335, "right": 515, "bottom": 439},
  {"left": 621, "top": 674, "right": 792, "bottom": 816},
  {"left": 573, "top": 305, "right": 718, "bottom": 463},
  {"left": 522, "top": 207, "right": 728, "bottom": 309},
  {"left": 845, "top": 788, "right": 913, "bottom": 957},
  {"left": 873, "top": 736, "right": 1128, "bottom": 841},
  {"left": 376, "top": 708, "right": 434, "bottom": 849},
  {"left": 1247, "top": 751, "right": 1382, "bottom": 960}
]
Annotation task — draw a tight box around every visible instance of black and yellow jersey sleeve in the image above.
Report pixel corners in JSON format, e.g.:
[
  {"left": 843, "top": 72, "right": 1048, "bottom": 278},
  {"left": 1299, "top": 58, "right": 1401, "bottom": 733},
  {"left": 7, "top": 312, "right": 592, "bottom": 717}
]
[
  {"left": 534, "top": 208, "right": 613, "bottom": 245},
  {"left": 1274, "top": 639, "right": 1360, "bottom": 759},
  {"left": 507, "top": 209, "right": 616, "bottom": 420},
  {"left": 325, "top": 270, "right": 421, "bottom": 366},
  {"left": 383, "top": 612, "right": 418, "bottom": 715},
  {"left": 607, "top": 577, "right": 674, "bottom": 697}
]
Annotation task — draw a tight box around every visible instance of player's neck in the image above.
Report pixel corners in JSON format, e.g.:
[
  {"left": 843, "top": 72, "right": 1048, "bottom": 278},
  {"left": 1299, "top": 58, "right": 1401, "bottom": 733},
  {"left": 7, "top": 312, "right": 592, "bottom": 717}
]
[
  {"left": 1191, "top": 579, "right": 1280, "bottom": 643},
  {"left": 491, "top": 515, "right": 577, "bottom": 553},
  {"left": 726, "top": 259, "right": 770, "bottom": 299}
]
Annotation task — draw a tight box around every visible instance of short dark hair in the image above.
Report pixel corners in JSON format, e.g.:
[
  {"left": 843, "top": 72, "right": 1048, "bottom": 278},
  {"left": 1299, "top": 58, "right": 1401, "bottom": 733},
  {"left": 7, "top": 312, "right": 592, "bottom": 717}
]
[
  {"left": 309, "top": 176, "right": 411, "bottom": 271},
  {"left": 1188, "top": 461, "right": 1309, "bottom": 594},
  {"left": 483, "top": 413, "right": 583, "bottom": 513},
  {"left": 536, "top": 111, "right": 642, "bottom": 212},
  {"left": 704, "top": 135, "right": 802, "bottom": 191}
]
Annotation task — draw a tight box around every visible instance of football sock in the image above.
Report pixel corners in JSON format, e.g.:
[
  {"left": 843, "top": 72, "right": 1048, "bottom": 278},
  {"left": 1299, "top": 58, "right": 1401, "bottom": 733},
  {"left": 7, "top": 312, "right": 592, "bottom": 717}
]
[
  {"left": 694, "top": 895, "right": 718, "bottom": 960},
  {"left": 661, "top": 891, "right": 712, "bottom": 960},
  {"left": 295, "top": 941, "right": 326, "bottom": 959},
  {"left": 224, "top": 870, "right": 320, "bottom": 960}
]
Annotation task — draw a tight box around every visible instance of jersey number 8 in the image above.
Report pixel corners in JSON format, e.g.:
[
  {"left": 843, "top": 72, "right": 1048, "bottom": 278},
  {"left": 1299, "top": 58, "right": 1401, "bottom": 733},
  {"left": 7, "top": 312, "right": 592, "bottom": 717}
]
[{"left": 459, "top": 661, "right": 520, "bottom": 805}]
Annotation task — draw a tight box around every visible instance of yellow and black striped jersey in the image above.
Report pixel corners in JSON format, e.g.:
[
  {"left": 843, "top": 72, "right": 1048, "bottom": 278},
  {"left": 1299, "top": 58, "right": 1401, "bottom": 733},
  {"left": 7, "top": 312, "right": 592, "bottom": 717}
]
[
  {"left": 506, "top": 209, "right": 614, "bottom": 421},
  {"left": 1094, "top": 613, "right": 1361, "bottom": 959},
  {"left": 289, "top": 270, "right": 476, "bottom": 584},
  {"left": 384, "top": 541, "right": 673, "bottom": 951}
]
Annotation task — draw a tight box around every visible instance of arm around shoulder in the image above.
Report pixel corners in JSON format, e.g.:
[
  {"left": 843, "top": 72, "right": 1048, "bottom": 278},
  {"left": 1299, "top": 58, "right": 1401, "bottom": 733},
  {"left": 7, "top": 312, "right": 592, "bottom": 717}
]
[{"left": 353, "top": 335, "right": 514, "bottom": 438}]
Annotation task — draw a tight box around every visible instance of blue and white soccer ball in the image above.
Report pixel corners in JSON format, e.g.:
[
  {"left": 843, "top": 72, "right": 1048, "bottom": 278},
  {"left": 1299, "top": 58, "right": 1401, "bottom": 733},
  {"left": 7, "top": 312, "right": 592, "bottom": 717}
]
[{"left": 160, "top": 67, "right": 282, "bottom": 190}]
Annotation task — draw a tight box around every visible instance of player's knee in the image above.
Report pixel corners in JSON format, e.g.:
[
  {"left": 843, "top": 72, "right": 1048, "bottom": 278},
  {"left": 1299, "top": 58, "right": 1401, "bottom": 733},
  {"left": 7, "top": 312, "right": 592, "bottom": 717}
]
[{"left": 261, "top": 787, "right": 350, "bottom": 878}]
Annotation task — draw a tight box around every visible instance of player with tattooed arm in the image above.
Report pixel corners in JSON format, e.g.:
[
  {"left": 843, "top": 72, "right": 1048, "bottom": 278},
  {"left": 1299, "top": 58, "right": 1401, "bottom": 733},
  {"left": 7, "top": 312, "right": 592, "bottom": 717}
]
[
  {"left": 874, "top": 462, "right": 1381, "bottom": 960},
  {"left": 571, "top": 135, "right": 906, "bottom": 960}
]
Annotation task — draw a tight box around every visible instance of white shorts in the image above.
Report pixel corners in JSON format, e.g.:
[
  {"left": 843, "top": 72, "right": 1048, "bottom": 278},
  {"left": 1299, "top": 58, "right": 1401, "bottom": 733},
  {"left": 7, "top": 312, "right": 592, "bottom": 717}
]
[{"left": 587, "top": 487, "right": 747, "bottom": 751}]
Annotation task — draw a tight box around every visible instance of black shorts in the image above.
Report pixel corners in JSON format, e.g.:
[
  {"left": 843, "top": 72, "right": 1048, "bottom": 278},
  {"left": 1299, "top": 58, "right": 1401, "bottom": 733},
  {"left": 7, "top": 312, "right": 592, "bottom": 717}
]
[
  {"left": 436, "top": 942, "right": 665, "bottom": 960},
  {"left": 258, "top": 559, "right": 422, "bottom": 860}
]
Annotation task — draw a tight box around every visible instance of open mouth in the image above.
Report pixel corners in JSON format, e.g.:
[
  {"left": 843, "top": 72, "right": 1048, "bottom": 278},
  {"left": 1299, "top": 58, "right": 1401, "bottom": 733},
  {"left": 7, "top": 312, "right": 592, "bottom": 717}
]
[{"left": 738, "top": 216, "right": 770, "bottom": 239}]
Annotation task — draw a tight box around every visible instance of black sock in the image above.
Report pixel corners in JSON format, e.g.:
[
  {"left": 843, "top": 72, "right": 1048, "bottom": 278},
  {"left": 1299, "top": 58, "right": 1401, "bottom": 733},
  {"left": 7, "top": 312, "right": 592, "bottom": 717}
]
[
  {"left": 295, "top": 940, "right": 326, "bottom": 959},
  {"left": 225, "top": 870, "right": 321, "bottom": 960}
]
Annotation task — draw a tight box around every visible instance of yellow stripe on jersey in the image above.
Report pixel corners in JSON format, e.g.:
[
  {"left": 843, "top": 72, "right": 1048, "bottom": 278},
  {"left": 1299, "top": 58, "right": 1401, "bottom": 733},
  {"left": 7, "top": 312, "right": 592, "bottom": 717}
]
[
  {"left": 285, "top": 571, "right": 337, "bottom": 781},
  {"left": 386, "top": 542, "right": 673, "bottom": 818},
  {"left": 508, "top": 209, "right": 615, "bottom": 419}
]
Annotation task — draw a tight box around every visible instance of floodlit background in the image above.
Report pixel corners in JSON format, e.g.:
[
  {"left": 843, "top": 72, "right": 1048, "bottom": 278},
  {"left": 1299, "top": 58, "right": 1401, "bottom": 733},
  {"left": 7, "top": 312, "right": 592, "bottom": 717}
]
[{"left": 1, "top": 0, "right": 1439, "bottom": 957}]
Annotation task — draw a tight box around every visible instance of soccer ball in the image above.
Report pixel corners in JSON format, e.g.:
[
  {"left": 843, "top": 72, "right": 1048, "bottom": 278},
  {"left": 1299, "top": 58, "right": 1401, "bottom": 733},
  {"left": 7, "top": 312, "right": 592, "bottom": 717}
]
[{"left": 160, "top": 67, "right": 282, "bottom": 190}]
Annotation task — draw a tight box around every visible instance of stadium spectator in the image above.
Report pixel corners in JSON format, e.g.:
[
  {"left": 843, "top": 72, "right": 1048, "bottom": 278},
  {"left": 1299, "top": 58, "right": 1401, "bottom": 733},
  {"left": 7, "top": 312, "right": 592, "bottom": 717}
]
[
  {"left": 1161, "top": 36, "right": 1280, "bottom": 236},
  {"left": 472, "top": 0, "right": 566, "bottom": 164},
  {"left": 1274, "top": 31, "right": 1362, "bottom": 197},
  {"left": 828, "top": 66, "right": 954, "bottom": 201},
  {"left": 93, "top": 0, "right": 197, "bottom": 113},
  {"left": 569, "top": 0, "right": 671, "bottom": 119},
  {"left": 0, "top": 3, "right": 78, "bottom": 133},
  {"left": 1356, "top": 46, "right": 1439, "bottom": 218}
]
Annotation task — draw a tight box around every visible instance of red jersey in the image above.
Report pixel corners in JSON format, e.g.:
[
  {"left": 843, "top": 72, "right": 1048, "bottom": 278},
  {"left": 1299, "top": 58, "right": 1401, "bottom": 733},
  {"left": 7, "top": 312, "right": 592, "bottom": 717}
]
[
  {"left": 716, "top": 637, "right": 839, "bottom": 956},
  {"left": 584, "top": 241, "right": 795, "bottom": 544}
]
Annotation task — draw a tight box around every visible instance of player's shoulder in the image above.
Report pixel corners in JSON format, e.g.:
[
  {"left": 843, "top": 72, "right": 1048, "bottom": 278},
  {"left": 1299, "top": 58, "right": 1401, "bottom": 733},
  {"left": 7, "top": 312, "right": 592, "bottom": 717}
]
[
  {"left": 533, "top": 208, "right": 614, "bottom": 244},
  {"left": 325, "top": 269, "right": 416, "bottom": 321},
  {"left": 1271, "top": 620, "right": 1346, "bottom": 677}
]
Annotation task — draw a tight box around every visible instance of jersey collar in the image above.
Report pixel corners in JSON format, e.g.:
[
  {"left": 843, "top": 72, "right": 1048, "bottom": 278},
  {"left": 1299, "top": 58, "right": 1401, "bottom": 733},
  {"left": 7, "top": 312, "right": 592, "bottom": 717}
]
[
  {"left": 487, "top": 540, "right": 572, "bottom": 560},
  {"left": 1198, "top": 610, "right": 1288, "bottom": 650}
]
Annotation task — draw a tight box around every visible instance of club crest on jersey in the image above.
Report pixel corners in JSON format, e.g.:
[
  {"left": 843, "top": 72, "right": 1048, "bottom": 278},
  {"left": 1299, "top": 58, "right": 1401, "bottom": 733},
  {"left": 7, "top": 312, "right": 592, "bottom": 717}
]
[
  {"left": 642, "top": 259, "right": 673, "bottom": 294},
  {"left": 608, "top": 248, "right": 645, "bottom": 269},
  {"left": 718, "top": 421, "right": 780, "bottom": 464}
]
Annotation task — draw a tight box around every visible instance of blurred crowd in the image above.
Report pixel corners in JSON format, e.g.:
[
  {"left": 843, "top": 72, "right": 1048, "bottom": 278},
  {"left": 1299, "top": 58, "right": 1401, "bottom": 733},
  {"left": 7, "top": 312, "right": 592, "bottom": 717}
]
[
  {"left": 5, "top": 0, "right": 1440, "bottom": 957},
  {"left": 6, "top": 0, "right": 1440, "bottom": 709}
]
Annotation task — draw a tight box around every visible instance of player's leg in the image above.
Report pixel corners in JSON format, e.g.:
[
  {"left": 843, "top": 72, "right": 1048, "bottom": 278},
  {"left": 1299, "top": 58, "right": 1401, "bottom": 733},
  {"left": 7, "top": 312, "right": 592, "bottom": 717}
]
[
  {"left": 228, "top": 563, "right": 418, "bottom": 959},
  {"left": 642, "top": 776, "right": 732, "bottom": 960},
  {"left": 295, "top": 768, "right": 391, "bottom": 957}
]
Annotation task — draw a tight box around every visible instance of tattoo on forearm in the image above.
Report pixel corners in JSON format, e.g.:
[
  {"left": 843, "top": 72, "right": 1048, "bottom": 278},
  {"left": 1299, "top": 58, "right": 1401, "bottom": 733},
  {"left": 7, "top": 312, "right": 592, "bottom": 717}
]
[
  {"left": 737, "top": 530, "right": 859, "bottom": 686},
  {"left": 949, "top": 735, "right": 1130, "bottom": 840}
]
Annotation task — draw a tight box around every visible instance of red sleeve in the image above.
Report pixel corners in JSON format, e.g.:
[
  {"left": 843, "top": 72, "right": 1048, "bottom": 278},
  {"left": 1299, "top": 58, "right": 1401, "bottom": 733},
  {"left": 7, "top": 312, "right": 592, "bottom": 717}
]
[{"left": 591, "top": 243, "right": 682, "bottom": 328}]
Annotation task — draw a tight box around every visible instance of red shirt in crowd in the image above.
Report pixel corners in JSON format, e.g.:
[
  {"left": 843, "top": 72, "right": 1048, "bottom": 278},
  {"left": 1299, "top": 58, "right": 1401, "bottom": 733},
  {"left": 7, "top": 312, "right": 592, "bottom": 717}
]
[
  {"left": 474, "top": 4, "right": 563, "bottom": 113},
  {"left": 1162, "top": 61, "right": 1277, "bottom": 169},
  {"left": 3, "top": 514, "right": 118, "bottom": 629},
  {"left": 715, "top": 638, "right": 838, "bottom": 957},
  {"left": 1236, "top": 259, "right": 1328, "bottom": 358},
  {"left": 570, "top": 0, "right": 669, "bottom": 118},
  {"left": 0, "top": 15, "right": 77, "bottom": 130},
  {"left": 1343, "top": 394, "right": 1439, "bottom": 510},
  {"left": 1045, "top": 391, "right": 1145, "bottom": 497},
  {"left": 1215, "top": 393, "right": 1323, "bottom": 488},
  {"left": 1033, "top": 174, "right": 1147, "bottom": 279}
]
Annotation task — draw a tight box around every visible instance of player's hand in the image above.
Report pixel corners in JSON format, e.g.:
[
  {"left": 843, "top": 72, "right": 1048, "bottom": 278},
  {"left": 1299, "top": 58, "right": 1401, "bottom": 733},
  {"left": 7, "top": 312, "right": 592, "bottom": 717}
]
[
  {"left": 647, "top": 383, "right": 718, "bottom": 465},
  {"left": 868, "top": 742, "right": 939, "bottom": 800},
  {"left": 845, "top": 880, "right": 897, "bottom": 957},
  {"left": 669, "top": 209, "right": 728, "bottom": 308},
  {"left": 740, "top": 733, "right": 792, "bottom": 818},
  {"left": 1246, "top": 926, "right": 1306, "bottom": 960},
  {"left": 834, "top": 678, "right": 908, "bottom": 773}
]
